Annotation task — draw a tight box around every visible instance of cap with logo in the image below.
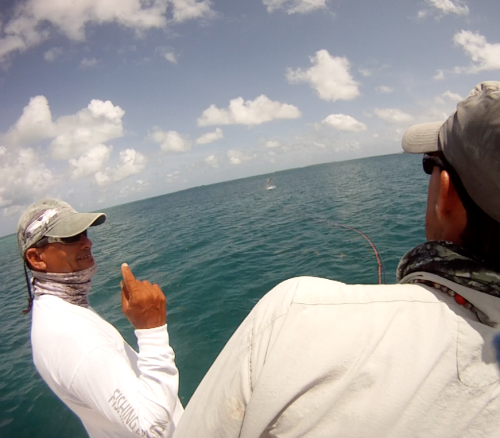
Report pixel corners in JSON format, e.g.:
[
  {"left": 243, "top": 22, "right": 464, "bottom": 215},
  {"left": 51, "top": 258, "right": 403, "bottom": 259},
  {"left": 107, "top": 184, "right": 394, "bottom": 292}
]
[
  {"left": 402, "top": 81, "right": 500, "bottom": 224},
  {"left": 17, "top": 198, "right": 106, "bottom": 259}
]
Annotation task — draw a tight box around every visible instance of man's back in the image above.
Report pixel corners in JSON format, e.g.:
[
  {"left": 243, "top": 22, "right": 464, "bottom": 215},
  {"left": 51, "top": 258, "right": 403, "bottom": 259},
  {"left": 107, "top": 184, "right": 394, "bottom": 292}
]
[{"left": 174, "top": 276, "right": 500, "bottom": 437}]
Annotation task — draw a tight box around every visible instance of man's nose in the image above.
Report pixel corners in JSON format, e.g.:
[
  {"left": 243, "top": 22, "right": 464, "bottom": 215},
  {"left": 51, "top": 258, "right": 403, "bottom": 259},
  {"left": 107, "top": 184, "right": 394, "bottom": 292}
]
[{"left": 80, "top": 233, "right": 92, "bottom": 248}]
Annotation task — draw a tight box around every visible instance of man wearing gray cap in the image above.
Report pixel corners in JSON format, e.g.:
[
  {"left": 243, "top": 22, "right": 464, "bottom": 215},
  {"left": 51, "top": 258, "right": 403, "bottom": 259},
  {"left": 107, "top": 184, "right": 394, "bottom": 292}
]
[
  {"left": 18, "top": 198, "right": 183, "bottom": 438},
  {"left": 174, "top": 81, "right": 500, "bottom": 438}
]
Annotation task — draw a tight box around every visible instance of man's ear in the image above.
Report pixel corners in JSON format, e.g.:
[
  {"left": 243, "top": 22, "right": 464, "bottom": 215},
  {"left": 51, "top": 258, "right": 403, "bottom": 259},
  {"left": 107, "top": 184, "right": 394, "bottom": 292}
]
[
  {"left": 436, "top": 170, "right": 467, "bottom": 242},
  {"left": 25, "top": 248, "right": 47, "bottom": 272}
]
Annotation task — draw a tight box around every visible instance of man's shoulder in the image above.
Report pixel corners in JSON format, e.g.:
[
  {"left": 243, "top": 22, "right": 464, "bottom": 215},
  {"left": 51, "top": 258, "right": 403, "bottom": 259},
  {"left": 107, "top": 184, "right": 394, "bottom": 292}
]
[
  {"left": 262, "top": 276, "right": 438, "bottom": 307},
  {"left": 248, "top": 276, "right": 442, "bottom": 334},
  {"left": 32, "top": 296, "right": 123, "bottom": 350}
]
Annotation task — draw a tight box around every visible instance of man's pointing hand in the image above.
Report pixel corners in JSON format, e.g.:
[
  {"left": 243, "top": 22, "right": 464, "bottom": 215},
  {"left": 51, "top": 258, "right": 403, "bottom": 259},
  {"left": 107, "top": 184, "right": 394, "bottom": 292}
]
[{"left": 121, "top": 263, "right": 166, "bottom": 329}]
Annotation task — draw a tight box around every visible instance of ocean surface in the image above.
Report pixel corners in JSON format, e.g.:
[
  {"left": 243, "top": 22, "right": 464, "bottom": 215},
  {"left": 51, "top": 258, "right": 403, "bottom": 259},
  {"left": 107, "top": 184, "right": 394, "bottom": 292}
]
[{"left": 0, "top": 153, "right": 429, "bottom": 437}]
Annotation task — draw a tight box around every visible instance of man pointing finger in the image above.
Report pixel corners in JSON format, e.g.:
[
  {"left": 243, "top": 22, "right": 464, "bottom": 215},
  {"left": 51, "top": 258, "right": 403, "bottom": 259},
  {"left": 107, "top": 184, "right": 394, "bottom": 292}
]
[
  {"left": 18, "top": 198, "right": 183, "bottom": 438},
  {"left": 121, "top": 263, "right": 167, "bottom": 330}
]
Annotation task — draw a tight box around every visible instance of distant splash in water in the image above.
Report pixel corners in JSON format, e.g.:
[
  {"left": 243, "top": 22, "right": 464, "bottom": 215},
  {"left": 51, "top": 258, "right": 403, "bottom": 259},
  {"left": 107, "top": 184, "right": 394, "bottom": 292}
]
[{"left": 266, "top": 178, "right": 276, "bottom": 190}]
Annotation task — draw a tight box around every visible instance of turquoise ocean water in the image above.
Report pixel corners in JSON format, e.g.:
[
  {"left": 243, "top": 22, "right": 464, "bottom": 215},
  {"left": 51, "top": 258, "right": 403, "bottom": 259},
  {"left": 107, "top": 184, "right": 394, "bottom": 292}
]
[{"left": 0, "top": 153, "right": 428, "bottom": 437}]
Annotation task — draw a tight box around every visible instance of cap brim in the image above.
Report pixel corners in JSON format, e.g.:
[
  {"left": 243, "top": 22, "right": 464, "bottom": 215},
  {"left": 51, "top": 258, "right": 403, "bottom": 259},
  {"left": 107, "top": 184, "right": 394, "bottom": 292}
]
[
  {"left": 45, "top": 212, "right": 106, "bottom": 238},
  {"left": 402, "top": 121, "right": 443, "bottom": 154}
]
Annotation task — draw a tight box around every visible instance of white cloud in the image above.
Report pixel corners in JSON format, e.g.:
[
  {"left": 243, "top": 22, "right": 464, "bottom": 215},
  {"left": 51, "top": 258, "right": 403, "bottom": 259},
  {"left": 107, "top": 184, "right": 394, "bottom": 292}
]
[
  {"left": 80, "top": 57, "right": 98, "bottom": 69},
  {"left": 197, "top": 95, "right": 301, "bottom": 126},
  {"left": 94, "top": 148, "right": 147, "bottom": 185},
  {"left": 373, "top": 108, "right": 413, "bottom": 124},
  {"left": 423, "top": 0, "right": 469, "bottom": 16},
  {"left": 286, "top": 50, "right": 360, "bottom": 102},
  {"left": 265, "top": 140, "right": 281, "bottom": 148},
  {"left": 170, "top": 0, "right": 214, "bottom": 22},
  {"left": 453, "top": 31, "right": 500, "bottom": 73},
  {"left": 164, "top": 52, "right": 177, "bottom": 63},
  {"left": 205, "top": 155, "right": 218, "bottom": 168},
  {"left": 227, "top": 149, "right": 255, "bottom": 165},
  {"left": 195, "top": 127, "right": 223, "bottom": 144},
  {"left": 3, "top": 95, "right": 55, "bottom": 146},
  {"left": 263, "top": 0, "right": 327, "bottom": 14},
  {"left": 434, "top": 70, "right": 445, "bottom": 80},
  {"left": 0, "top": 147, "right": 56, "bottom": 209},
  {"left": 434, "top": 90, "right": 463, "bottom": 105},
  {"left": 156, "top": 46, "right": 178, "bottom": 63},
  {"left": 50, "top": 99, "right": 125, "bottom": 160},
  {"left": 321, "top": 114, "right": 367, "bottom": 132},
  {"left": 44, "top": 47, "right": 63, "bottom": 62},
  {"left": 69, "top": 144, "right": 112, "bottom": 179},
  {"left": 0, "top": 0, "right": 214, "bottom": 63},
  {"left": 358, "top": 68, "right": 372, "bottom": 77},
  {"left": 119, "top": 179, "right": 149, "bottom": 197},
  {"left": 376, "top": 86, "right": 394, "bottom": 93},
  {"left": 149, "top": 128, "right": 192, "bottom": 152},
  {"left": 1, "top": 96, "right": 125, "bottom": 162},
  {"left": 166, "top": 170, "right": 181, "bottom": 182}
]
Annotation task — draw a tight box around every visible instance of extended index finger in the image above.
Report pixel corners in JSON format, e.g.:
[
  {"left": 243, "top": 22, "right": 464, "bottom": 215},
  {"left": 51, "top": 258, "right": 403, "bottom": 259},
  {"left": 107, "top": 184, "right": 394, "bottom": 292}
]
[{"left": 121, "top": 263, "right": 136, "bottom": 295}]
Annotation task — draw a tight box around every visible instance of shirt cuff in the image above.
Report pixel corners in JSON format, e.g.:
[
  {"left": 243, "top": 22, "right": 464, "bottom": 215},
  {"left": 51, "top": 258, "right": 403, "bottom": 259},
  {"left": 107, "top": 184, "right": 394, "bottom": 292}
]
[{"left": 134, "top": 324, "right": 170, "bottom": 350}]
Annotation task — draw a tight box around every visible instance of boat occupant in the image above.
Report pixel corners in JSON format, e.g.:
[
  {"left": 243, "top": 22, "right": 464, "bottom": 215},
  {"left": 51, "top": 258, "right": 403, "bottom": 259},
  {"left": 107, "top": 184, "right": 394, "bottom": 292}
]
[
  {"left": 17, "top": 199, "right": 183, "bottom": 438},
  {"left": 174, "top": 81, "right": 500, "bottom": 437}
]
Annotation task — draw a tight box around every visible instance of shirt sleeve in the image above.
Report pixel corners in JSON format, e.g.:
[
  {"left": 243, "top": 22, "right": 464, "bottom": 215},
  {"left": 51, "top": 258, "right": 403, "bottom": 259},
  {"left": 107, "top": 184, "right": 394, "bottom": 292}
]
[{"left": 69, "top": 324, "right": 181, "bottom": 438}]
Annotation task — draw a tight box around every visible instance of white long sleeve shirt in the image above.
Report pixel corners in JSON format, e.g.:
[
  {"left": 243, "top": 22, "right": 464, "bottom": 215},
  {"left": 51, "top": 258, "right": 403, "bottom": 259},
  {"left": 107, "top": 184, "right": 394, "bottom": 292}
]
[
  {"left": 31, "top": 294, "right": 183, "bottom": 438},
  {"left": 174, "top": 274, "right": 500, "bottom": 438}
]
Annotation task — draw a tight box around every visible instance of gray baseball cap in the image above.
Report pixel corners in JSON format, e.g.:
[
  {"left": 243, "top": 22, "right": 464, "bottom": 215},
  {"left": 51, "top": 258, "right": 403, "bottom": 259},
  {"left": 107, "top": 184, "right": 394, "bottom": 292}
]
[
  {"left": 402, "top": 81, "right": 500, "bottom": 223},
  {"left": 17, "top": 198, "right": 106, "bottom": 259}
]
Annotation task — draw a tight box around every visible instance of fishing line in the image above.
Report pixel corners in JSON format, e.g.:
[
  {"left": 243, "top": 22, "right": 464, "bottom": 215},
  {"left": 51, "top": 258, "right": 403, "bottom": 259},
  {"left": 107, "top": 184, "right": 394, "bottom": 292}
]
[
  {"left": 293, "top": 211, "right": 386, "bottom": 285},
  {"left": 314, "top": 218, "right": 386, "bottom": 285}
]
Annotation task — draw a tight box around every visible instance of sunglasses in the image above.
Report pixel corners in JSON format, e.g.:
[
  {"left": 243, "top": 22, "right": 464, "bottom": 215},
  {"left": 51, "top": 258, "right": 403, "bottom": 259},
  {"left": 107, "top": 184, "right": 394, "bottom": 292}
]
[
  {"left": 422, "top": 153, "right": 448, "bottom": 175},
  {"left": 33, "top": 229, "right": 88, "bottom": 248}
]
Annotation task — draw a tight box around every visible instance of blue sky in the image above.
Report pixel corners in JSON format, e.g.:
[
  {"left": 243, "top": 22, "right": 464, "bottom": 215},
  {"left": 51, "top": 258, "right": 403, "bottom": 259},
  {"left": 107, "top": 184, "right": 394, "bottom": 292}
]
[{"left": 0, "top": 0, "right": 499, "bottom": 236}]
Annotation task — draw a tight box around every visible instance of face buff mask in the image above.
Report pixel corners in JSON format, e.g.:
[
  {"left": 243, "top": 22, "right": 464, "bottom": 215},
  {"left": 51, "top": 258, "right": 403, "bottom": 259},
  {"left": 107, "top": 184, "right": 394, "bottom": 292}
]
[{"left": 31, "top": 265, "right": 97, "bottom": 308}]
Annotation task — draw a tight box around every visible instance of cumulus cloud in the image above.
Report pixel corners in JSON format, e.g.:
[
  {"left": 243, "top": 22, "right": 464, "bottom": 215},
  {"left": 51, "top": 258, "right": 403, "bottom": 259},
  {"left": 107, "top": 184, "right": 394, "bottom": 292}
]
[
  {"left": 80, "top": 57, "right": 98, "bottom": 69},
  {"left": 197, "top": 95, "right": 301, "bottom": 126},
  {"left": 263, "top": 0, "right": 328, "bottom": 14},
  {"left": 434, "top": 70, "right": 445, "bottom": 80},
  {"left": 376, "top": 86, "right": 394, "bottom": 93},
  {"left": 434, "top": 90, "right": 463, "bottom": 105},
  {"left": 453, "top": 31, "right": 500, "bottom": 73},
  {"left": 94, "top": 148, "right": 147, "bottom": 185},
  {"left": 0, "top": 0, "right": 214, "bottom": 63},
  {"left": 170, "top": 0, "right": 215, "bottom": 22},
  {"left": 195, "top": 127, "right": 223, "bottom": 144},
  {"left": 148, "top": 128, "right": 192, "bottom": 153},
  {"left": 69, "top": 144, "right": 112, "bottom": 179},
  {"left": 50, "top": 99, "right": 125, "bottom": 160},
  {"left": 166, "top": 170, "right": 181, "bottom": 182},
  {"left": 205, "top": 155, "right": 218, "bottom": 167},
  {"left": 2, "top": 96, "right": 125, "bottom": 161},
  {"left": 286, "top": 50, "right": 360, "bottom": 102},
  {"left": 44, "top": 47, "right": 63, "bottom": 62},
  {"left": 119, "top": 179, "right": 150, "bottom": 197},
  {"left": 156, "top": 46, "right": 178, "bottom": 63},
  {"left": 265, "top": 140, "right": 281, "bottom": 148},
  {"left": 0, "top": 147, "right": 56, "bottom": 209},
  {"left": 358, "top": 68, "right": 372, "bottom": 77},
  {"left": 3, "top": 95, "right": 55, "bottom": 146},
  {"left": 164, "top": 52, "right": 177, "bottom": 63},
  {"left": 227, "top": 149, "right": 255, "bottom": 165},
  {"left": 373, "top": 108, "right": 413, "bottom": 124},
  {"left": 321, "top": 114, "right": 367, "bottom": 132},
  {"left": 420, "top": 0, "right": 469, "bottom": 17}
]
